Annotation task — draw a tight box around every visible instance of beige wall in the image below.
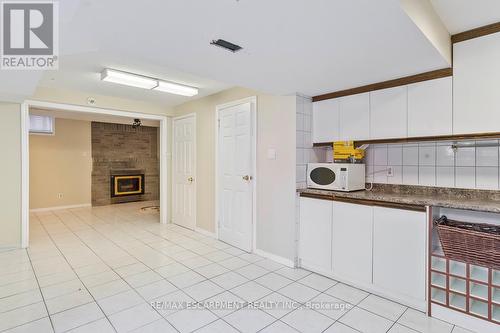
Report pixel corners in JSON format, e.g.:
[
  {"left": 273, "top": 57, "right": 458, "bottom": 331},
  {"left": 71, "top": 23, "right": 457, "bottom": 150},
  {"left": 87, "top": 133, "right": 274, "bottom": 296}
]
[
  {"left": 174, "top": 87, "right": 297, "bottom": 261},
  {"left": 29, "top": 119, "right": 92, "bottom": 209},
  {"left": 0, "top": 104, "right": 21, "bottom": 249}
]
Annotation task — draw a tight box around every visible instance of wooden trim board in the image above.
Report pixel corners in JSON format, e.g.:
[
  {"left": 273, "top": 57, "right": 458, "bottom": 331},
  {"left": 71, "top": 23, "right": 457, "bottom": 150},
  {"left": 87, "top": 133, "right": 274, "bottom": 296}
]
[
  {"left": 312, "top": 68, "right": 452, "bottom": 102},
  {"left": 452, "top": 22, "right": 500, "bottom": 44},
  {"left": 312, "top": 132, "right": 500, "bottom": 148}
]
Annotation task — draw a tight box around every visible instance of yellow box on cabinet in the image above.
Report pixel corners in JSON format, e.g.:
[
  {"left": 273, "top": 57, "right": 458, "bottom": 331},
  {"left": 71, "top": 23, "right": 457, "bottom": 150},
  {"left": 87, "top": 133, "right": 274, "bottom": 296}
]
[{"left": 333, "top": 141, "right": 365, "bottom": 161}]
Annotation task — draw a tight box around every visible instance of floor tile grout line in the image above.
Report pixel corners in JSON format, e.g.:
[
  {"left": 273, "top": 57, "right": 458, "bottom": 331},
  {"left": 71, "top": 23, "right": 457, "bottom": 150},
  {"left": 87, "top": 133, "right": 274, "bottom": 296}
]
[
  {"left": 49, "top": 206, "right": 353, "bottom": 332},
  {"left": 0, "top": 272, "right": 37, "bottom": 290},
  {"left": 24, "top": 247, "right": 56, "bottom": 333},
  {"left": 65, "top": 206, "right": 307, "bottom": 331},
  {"left": 66, "top": 207, "right": 253, "bottom": 331},
  {"left": 38, "top": 210, "right": 121, "bottom": 333},
  {"left": 0, "top": 317, "right": 53, "bottom": 333},
  {"left": 39, "top": 207, "right": 318, "bottom": 332},
  {"left": 0, "top": 291, "right": 45, "bottom": 315},
  {"left": 384, "top": 304, "right": 412, "bottom": 333},
  {"left": 59, "top": 209, "right": 184, "bottom": 333},
  {"left": 322, "top": 320, "right": 362, "bottom": 333},
  {"left": 0, "top": 284, "right": 40, "bottom": 302}
]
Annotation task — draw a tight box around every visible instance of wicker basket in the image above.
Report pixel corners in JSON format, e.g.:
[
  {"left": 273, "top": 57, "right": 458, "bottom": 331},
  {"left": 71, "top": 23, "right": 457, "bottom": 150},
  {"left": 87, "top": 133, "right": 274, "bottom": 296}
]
[{"left": 434, "top": 216, "right": 500, "bottom": 269}]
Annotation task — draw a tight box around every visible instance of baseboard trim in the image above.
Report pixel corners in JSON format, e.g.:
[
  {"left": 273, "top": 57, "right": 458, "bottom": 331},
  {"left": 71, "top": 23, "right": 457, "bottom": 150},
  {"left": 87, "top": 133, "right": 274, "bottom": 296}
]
[
  {"left": 194, "top": 227, "right": 217, "bottom": 238},
  {"left": 30, "top": 203, "right": 91, "bottom": 212},
  {"left": 431, "top": 304, "right": 499, "bottom": 333},
  {"left": 0, "top": 245, "right": 19, "bottom": 252},
  {"left": 254, "top": 249, "right": 295, "bottom": 268}
]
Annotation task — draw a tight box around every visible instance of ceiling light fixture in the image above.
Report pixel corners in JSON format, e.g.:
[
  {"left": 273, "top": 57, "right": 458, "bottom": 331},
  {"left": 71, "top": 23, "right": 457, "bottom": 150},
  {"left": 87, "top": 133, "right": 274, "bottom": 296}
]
[
  {"left": 101, "top": 68, "right": 158, "bottom": 89},
  {"left": 132, "top": 118, "right": 142, "bottom": 129},
  {"left": 154, "top": 80, "right": 199, "bottom": 97},
  {"left": 101, "top": 68, "right": 199, "bottom": 96}
]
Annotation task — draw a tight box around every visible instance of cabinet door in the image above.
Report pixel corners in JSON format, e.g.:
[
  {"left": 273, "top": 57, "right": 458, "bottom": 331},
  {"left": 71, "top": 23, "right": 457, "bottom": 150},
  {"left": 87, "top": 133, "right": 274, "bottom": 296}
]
[
  {"left": 312, "top": 99, "right": 340, "bottom": 143},
  {"left": 408, "top": 77, "right": 452, "bottom": 137},
  {"left": 373, "top": 207, "right": 426, "bottom": 304},
  {"left": 299, "top": 197, "right": 332, "bottom": 272},
  {"left": 370, "top": 86, "right": 408, "bottom": 139},
  {"left": 453, "top": 32, "right": 500, "bottom": 134},
  {"left": 339, "top": 93, "right": 370, "bottom": 141},
  {"left": 332, "top": 201, "right": 373, "bottom": 283}
]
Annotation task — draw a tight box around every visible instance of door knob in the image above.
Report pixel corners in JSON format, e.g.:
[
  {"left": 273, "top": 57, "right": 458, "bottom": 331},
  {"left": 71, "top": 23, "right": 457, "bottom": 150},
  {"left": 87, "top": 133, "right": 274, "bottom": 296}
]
[
  {"left": 242, "top": 175, "right": 252, "bottom": 181},
  {"left": 187, "top": 177, "right": 194, "bottom": 182}
]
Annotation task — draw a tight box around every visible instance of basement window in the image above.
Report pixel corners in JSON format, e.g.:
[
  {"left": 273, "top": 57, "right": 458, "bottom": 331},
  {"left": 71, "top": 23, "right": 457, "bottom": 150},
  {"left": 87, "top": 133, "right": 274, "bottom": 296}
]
[{"left": 29, "top": 115, "right": 54, "bottom": 135}]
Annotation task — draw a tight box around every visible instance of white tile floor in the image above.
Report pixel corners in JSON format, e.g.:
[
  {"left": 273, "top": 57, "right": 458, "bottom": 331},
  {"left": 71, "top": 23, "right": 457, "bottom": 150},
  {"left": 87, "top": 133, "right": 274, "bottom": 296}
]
[{"left": 0, "top": 202, "right": 475, "bottom": 333}]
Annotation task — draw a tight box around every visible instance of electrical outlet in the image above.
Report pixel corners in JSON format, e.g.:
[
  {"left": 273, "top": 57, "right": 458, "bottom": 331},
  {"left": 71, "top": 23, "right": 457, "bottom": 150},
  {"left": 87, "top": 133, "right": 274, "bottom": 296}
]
[
  {"left": 387, "top": 167, "right": 394, "bottom": 177},
  {"left": 57, "top": 193, "right": 63, "bottom": 199}
]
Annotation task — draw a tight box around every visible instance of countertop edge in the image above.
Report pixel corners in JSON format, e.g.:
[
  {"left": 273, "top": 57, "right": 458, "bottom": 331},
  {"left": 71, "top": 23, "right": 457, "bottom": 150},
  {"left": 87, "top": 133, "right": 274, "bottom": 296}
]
[
  {"left": 299, "top": 191, "right": 427, "bottom": 212},
  {"left": 297, "top": 189, "right": 500, "bottom": 214}
]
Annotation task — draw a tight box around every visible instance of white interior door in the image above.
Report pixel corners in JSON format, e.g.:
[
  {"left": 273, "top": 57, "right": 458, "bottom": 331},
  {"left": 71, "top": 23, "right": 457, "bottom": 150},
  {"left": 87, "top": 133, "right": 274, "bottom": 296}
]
[
  {"left": 172, "top": 115, "right": 196, "bottom": 229},
  {"left": 218, "top": 101, "right": 254, "bottom": 252}
]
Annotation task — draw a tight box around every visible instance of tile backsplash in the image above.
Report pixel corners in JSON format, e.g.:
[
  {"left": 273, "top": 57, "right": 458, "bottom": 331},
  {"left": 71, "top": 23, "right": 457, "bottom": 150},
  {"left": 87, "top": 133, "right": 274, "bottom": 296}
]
[
  {"left": 364, "top": 140, "right": 500, "bottom": 190},
  {"left": 296, "top": 95, "right": 325, "bottom": 188}
]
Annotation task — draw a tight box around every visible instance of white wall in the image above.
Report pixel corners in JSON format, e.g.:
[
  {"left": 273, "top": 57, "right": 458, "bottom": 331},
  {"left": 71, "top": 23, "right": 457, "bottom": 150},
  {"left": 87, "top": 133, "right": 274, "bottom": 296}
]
[{"left": 257, "top": 94, "right": 297, "bottom": 261}]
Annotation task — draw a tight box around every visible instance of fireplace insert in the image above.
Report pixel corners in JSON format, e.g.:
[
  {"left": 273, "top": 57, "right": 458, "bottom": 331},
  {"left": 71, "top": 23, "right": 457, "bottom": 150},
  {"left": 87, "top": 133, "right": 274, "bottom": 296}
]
[{"left": 110, "top": 174, "right": 145, "bottom": 197}]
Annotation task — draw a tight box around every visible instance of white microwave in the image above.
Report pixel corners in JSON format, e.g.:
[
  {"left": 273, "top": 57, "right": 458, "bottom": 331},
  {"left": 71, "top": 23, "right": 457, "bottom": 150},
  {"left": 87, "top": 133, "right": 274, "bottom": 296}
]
[{"left": 307, "top": 163, "right": 365, "bottom": 192}]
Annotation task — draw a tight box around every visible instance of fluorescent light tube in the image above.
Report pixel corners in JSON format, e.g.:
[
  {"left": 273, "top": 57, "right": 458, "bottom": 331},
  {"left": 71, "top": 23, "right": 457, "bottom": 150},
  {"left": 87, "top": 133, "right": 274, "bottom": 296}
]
[
  {"left": 101, "top": 69, "right": 158, "bottom": 89},
  {"left": 154, "top": 80, "right": 198, "bottom": 96}
]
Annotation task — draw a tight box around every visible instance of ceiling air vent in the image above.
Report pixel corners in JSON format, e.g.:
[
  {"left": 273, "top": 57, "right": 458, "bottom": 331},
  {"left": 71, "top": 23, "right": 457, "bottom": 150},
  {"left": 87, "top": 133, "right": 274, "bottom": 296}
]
[{"left": 210, "top": 39, "right": 243, "bottom": 53}]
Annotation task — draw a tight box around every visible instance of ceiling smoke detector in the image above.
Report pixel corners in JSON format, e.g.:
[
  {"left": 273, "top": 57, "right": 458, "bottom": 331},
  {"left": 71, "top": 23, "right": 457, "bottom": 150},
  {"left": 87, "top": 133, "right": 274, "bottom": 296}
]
[
  {"left": 132, "top": 118, "right": 142, "bottom": 128},
  {"left": 210, "top": 39, "right": 243, "bottom": 53}
]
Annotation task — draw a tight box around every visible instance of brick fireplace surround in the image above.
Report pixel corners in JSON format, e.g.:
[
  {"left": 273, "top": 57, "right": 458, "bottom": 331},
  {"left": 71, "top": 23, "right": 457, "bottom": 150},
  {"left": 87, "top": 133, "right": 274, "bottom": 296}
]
[{"left": 91, "top": 122, "right": 159, "bottom": 206}]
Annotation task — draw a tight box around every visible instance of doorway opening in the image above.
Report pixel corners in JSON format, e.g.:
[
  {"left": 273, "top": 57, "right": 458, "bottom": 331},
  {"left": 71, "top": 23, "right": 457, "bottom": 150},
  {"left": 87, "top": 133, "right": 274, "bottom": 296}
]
[{"left": 21, "top": 100, "right": 169, "bottom": 248}]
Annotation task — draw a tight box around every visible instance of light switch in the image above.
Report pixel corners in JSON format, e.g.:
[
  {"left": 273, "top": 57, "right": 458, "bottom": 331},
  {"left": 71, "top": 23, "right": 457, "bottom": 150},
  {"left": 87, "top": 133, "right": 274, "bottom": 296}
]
[{"left": 267, "top": 148, "right": 277, "bottom": 160}]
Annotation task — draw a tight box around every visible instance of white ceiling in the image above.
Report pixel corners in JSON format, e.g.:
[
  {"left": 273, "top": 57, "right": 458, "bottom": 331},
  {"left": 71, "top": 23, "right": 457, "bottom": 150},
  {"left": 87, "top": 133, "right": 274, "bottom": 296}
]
[
  {"left": 38, "top": 53, "right": 231, "bottom": 107},
  {"left": 2, "top": 0, "right": 456, "bottom": 103},
  {"left": 431, "top": 0, "right": 500, "bottom": 34}
]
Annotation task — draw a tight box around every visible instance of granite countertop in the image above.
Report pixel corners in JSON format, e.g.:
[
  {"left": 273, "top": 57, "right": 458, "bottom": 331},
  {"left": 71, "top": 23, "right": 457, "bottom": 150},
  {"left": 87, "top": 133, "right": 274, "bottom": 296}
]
[{"left": 297, "top": 184, "right": 500, "bottom": 213}]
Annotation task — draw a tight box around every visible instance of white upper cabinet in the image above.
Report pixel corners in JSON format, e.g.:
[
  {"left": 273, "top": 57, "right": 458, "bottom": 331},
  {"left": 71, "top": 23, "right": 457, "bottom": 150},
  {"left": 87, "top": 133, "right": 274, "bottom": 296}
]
[
  {"left": 312, "top": 76, "right": 455, "bottom": 142},
  {"left": 407, "top": 77, "right": 452, "bottom": 137},
  {"left": 370, "top": 86, "right": 408, "bottom": 139},
  {"left": 453, "top": 32, "right": 500, "bottom": 134},
  {"left": 339, "top": 93, "right": 370, "bottom": 141},
  {"left": 312, "top": 98, "right": 340, "bottom": 143}
]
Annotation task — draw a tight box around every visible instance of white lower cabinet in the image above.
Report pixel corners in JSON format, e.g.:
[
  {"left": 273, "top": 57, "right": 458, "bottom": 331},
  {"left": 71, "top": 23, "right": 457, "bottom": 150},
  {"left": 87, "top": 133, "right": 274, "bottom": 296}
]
[
  {"left": 332, "top": 201, "right": 373, "bottom": 284},
  {"left": 372, "top": 207, "right": 427, "bottom": 307},
  {"left": 299, "top": 197, "right": 332, "bottom": 273},
  {"left": 299, "top": 197, "right": 427, "bottom": 310}
]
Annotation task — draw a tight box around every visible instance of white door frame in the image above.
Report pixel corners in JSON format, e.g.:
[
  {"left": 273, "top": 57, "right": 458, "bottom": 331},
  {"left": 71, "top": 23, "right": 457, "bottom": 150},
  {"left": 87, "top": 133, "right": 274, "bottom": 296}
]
[
  {"left": 171, "top": 113, "right": 197, "bottom": 230},
  {"left": 21, "top": 100, "right": 169, "bottom": 249},
  {"left": 215, "top": 96, "right": 257, "bottom": 251}
]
